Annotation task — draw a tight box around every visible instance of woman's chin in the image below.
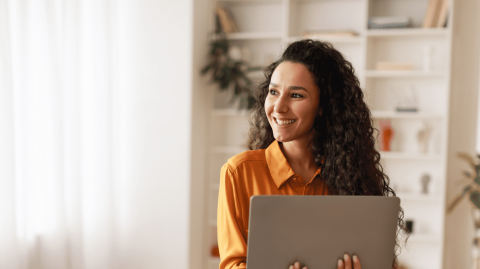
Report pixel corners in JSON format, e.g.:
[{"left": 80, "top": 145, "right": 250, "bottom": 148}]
[{"left": 273, "top": 135, "right": 291, "bottom": 143}]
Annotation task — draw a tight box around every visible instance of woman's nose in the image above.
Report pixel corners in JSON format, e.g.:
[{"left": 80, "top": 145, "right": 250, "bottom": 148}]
[{"left": 274, "top": 95, "right": 288, "bottom": 113}]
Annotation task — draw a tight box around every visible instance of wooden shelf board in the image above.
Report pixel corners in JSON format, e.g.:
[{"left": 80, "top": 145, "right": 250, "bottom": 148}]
[
  {"left": 380, "top": 151, "right": 442, "bottom": 161},
  {"left": 365, "top": 70, "right": 446, "bottom": 78},
  {"left": 371, "top": 110, "right": 445, "bottom": 119},
  {"left": 288, "top": 36, "right": 362, "bottom": 44},
  {"left": 217, "top": 0, "right": 281, "bottom": 3},
  {"left": 397, "top": 192, "right": 442, "bottom": 202},
  {"left": 367, "top": 28, "right": 448, "bottom": 37},
  {"left": 220, "top": 32, "right": 282, "bottom": 40},
  {"left": 406, "top": 233, "right": 441, "bottom": 244}
]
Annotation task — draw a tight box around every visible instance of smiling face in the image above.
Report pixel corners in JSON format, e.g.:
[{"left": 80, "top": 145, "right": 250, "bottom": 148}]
[{"left": 265, "top": 61, "right": 321, "bottom": 144}]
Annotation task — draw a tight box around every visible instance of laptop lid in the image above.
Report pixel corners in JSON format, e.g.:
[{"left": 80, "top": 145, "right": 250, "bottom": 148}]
[{"left": 246, "top": 195, "right": 400, "bottom": 269}]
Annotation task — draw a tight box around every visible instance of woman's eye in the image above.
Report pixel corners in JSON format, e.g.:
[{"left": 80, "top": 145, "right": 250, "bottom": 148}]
[
  {"left": 269, "top": 89, "right": 277, "bottom": 95},
  {"left": 292, "top": 93, "right": 303, "bottom": 98}
]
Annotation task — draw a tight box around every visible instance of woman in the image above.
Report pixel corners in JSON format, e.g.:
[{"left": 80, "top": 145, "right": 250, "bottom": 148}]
[{"left": 217, "top": 39, "right": 403, "bottom": 269}]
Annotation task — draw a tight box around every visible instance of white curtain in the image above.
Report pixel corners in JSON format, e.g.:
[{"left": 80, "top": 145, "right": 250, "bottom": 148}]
[{"left": 0, "top": 1, "right": 121, "bottom": 268}]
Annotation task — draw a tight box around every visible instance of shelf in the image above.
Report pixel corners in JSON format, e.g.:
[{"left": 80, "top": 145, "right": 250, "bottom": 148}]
[
  {"left": 406, "top": 233, "right": 441, "bottom": 244},
  {"left": 287, "top": 35, "right": 363, "bottom": 44},
  {"left": 217, "top": 0, "right": 281, "bottom": 3},
  {"left": 216, "top": 32, "right": 283, "bottom": 40},
  {"left": 371, "top": 110, "right": 445, "bottom": 119},
  {"left": 365, "top": 70, "right": 447, "bottom": 78},
  {"left": 380, "top": 151, "right": 442, "bottom": 161},
  {"left": 211, "top": 108, "right": 250, "bottom": 116},
  {"left": 397, "top": 192, "right": 442, "bottom": 203},
  {"left": 367, "top": 28, "right": 449, "bottom": 37}
]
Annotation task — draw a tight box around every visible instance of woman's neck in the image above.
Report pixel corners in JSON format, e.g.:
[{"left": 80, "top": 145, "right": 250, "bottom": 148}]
[{"left": 280, "top": 140, "right": 317, "bottom": 172}]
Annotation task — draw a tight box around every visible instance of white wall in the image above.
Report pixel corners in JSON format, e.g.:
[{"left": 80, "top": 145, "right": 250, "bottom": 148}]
[{"left": 114, "top": 1, "right": 195, "bottom": 268}]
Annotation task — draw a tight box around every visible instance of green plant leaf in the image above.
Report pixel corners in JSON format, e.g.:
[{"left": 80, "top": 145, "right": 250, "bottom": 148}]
[
  {"left": 448, "top": 193, "right": 466, "bottom": 213},
  {"left": 476, "top": 164, "right": 480, "bottom": 176},
  {"left": 471, "top": 191, "right": 480, "bottom": 209},
  {"left": 457, "top": 152, "right": 477, "bottom": 170},
  {"left": 201, "top": 63, "right": 212, "bottom": 75},
  {"left": 475, "top": 176, "right": 480, "bottom": 186}
]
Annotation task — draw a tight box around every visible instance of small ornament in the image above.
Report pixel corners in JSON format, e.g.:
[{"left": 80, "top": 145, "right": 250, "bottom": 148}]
[
  {"left": 211, "top": 245, "right": 220, "bottom": 257},
  {"left": 420, "top": 173, "right": 431, "bottom": 194},
  {"left": 379, "top": 119, "right": 394, "bottom": 151},
  {"left": 395, "top": 85, "right": 418, "bottom": 112},
  {"left": 417, "top": 121, "right": 432, "bottom": 154},
  {"left": 405, "top": 220, "right": 414, "bottom": 233}
]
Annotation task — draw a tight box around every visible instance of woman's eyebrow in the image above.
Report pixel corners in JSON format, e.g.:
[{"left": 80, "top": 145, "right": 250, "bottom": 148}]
[
  {"left": 289, "top": 86, "right": 307, "bottom": 91},
  {"left": 269, "top": 82, "right": 307, "bottom": 92}
]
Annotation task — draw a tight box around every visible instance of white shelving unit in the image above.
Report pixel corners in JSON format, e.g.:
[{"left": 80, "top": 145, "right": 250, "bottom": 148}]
[{"left": 203, "top": 1, "right": 455, "bottom": 269}]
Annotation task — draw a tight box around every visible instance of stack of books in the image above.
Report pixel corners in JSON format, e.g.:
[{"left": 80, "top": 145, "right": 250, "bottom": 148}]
[
  {"left": 303, "top": 30, "right": 358, "bottom": 39},
  {"left": 368, "top": 16, "right": 412, "bottom": 29},
  {"left": 422, "top": 0, "right": 450, "bottom": 28},
  {"left": 215, "top": 7, "right": 238, "bottom": 34}
]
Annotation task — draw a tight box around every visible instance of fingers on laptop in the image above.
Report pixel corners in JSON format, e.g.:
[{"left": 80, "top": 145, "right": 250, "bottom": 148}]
[
  {"left": 288, "top": 261, "right": 307, "bottom": 269},
  {"left": 338, "top": 254, "right": 361, "bottom": 269}
]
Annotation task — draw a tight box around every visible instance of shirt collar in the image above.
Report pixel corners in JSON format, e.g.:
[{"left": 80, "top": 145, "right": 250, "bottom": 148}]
[
  {"left": 266, "top": 140, "right": 322, "bottom": 189},
  {"left": 266, "top": 140, "right": 294, "bottom": 189}
]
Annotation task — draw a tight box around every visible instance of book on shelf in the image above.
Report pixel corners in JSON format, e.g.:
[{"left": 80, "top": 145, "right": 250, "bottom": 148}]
[
  {"left": 368, "top": 16, "right": 411, "bottom": 29},
  {"left": 224, "top": 8, "right": 238, "bottom": 33},
  {"left": 215, "top": 7, "right": 238, "bottom": 34},
  {"left": 376, "top": 62, "right": 415, "bottom": 71},
  {"left": 423, "top": 0, "right": 444, "bottom": 28},
  {"left": 436, "top": 0, "right": 450, "bottom": 28},
  {"left": 303, "top": 29, "right": 358, "bottom": 39}
]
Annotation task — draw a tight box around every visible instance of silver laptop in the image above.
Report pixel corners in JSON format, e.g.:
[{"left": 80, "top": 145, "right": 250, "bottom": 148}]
[{"left": 246, "top": 196, "right": 400, "bottom": 269}]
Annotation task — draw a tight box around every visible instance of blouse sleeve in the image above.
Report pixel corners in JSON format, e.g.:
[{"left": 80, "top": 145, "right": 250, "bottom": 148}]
[{"left": 217, "top": 163, "right": 247, "bottom": 269}]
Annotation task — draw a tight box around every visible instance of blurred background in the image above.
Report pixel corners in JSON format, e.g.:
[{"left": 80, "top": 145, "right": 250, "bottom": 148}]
[{"left": 0, "top": 0, "right": 479, "bottom": 269}]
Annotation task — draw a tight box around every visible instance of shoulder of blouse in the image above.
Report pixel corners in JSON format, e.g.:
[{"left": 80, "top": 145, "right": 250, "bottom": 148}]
[{"left": 225, "top": 149, "right": 267, "bottom": 172}]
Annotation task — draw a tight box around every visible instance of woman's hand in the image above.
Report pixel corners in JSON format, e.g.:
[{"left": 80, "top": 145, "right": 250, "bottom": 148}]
[
  {"left": 288, "top": 261, "right": 306, "bottom": 269},
  {"left": 338, "top": 254, "right": 362, "bottom": 269},
  {"left": 288, "top": 254, "right": 362, "bottom": 269}
]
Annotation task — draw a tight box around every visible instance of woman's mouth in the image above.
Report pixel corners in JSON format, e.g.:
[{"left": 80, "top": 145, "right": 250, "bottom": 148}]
[{"left": 274, "top": 117, "right": 296, "bottom": 126}]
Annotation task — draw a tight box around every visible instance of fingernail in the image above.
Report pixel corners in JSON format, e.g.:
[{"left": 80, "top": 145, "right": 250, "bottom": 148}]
[
  {"left": 344, "top": 254, "right": 349, "bottom": 261},
  {"left": 295, "top": 261, "right": 300, "bottom": 267},
  {"left": 289, "top": 266, "right": 293, "bottom": 269},
  {"left": 303, "top": 267, "right": 307, "bottom": 269},
  {"left": 338, "top": 259, "right": 342, "bottom": 267},
  {"left": 353, "top": 255, "right": 358, "bottom": 262}
]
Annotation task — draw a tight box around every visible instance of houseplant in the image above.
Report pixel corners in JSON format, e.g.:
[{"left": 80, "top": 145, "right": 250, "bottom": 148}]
[
  {"left": 201, "top": 37, "right": 257, "bottom": 109},
  {"left": 448, "top": 152, "right": 480, "bottom": 268}
]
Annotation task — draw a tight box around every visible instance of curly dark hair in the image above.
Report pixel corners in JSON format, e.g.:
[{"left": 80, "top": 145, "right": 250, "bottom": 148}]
[{"left": 247, "top": 39, "right": 406, "bottom": 266}]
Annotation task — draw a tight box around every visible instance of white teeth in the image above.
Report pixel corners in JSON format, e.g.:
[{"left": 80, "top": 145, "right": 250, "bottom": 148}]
[{"left": 275, "top": 118, "right": 296, "bottom": 125}]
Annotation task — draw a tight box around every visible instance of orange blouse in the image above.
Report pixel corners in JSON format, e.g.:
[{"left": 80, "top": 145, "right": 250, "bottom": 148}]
[{"left": 217, "top": 140, "right": 328, "bottom": 269}]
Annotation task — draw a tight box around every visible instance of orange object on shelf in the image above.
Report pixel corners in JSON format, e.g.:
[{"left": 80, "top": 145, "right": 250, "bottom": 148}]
[
  {"left": 211, "top": 245, "right": 220, "bottom": 257},
  {"left": 379, "top": 119, "right": 394, "bottom": 152}
]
